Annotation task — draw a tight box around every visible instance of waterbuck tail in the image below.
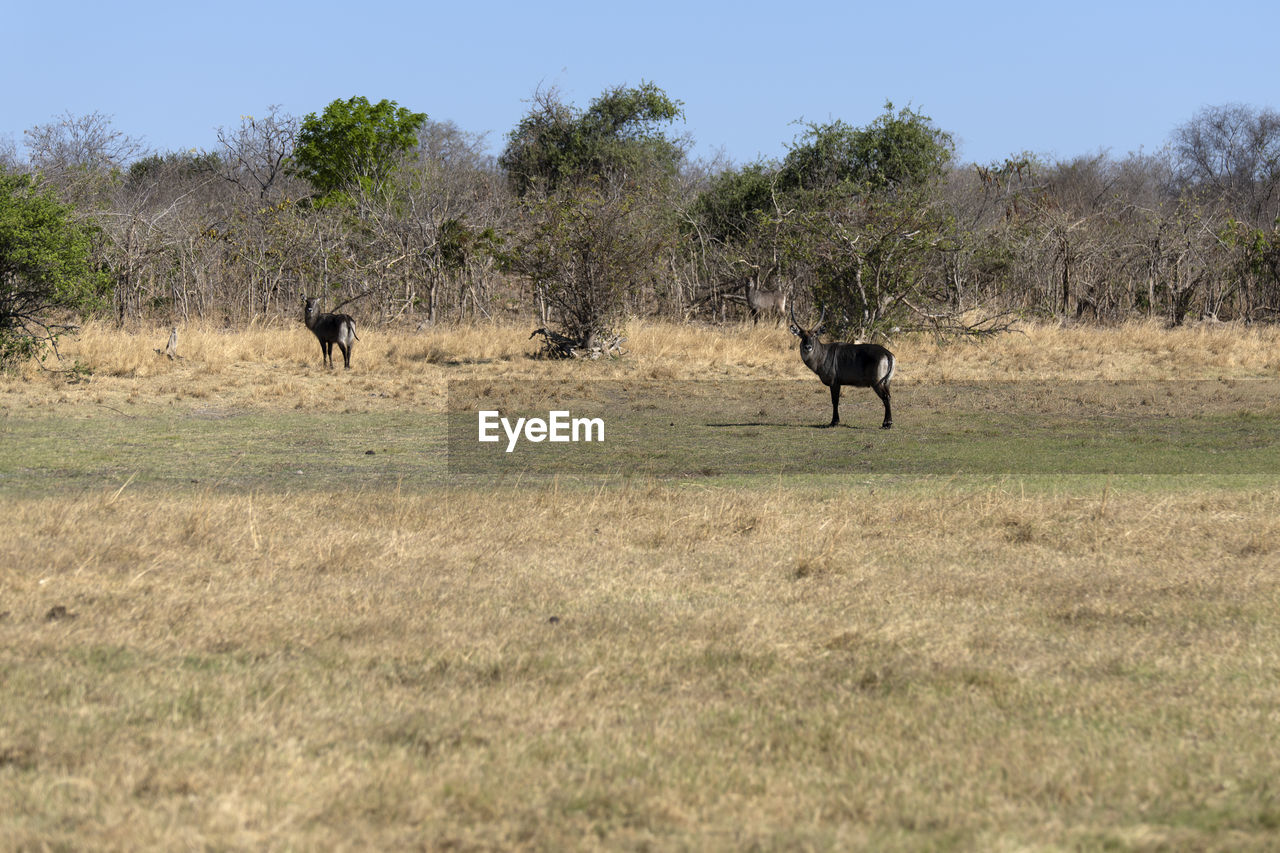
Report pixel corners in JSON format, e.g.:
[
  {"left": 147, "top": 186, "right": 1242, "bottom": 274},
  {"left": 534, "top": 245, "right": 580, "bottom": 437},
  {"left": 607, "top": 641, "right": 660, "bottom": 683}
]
[{"left": 879, "top": 351, "right": 896, "bottom": 386}]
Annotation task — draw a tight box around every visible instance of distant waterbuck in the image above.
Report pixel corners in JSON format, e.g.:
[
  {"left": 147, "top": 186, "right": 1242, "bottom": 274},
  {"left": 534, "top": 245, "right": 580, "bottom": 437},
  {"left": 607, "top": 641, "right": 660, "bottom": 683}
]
[
  {"left": 745, "top": 278, "right": 787, "bottom": 324},
  {"left": 303, "top": 297, "right": 359, "bottom": 369},
  {"left": 788, "top": 306, "right": 895, "bottom": 429}
]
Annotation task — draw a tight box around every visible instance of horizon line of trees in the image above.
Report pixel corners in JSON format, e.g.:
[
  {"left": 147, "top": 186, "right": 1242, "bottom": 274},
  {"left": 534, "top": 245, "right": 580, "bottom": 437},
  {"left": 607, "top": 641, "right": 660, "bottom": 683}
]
[{"left": 3, "top": 86, "right": 1280, "bottom": 362}]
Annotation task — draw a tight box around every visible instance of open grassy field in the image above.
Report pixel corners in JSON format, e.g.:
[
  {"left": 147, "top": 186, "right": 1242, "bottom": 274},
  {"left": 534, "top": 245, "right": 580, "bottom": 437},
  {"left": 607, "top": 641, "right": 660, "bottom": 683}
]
[{"left": 2, "top": 318, "right": 1280, "bottom": 850}]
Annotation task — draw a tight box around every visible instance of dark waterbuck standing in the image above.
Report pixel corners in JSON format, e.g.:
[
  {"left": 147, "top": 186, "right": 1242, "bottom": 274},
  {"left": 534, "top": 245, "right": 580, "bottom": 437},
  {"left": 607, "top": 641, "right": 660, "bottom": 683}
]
[
  {"left": 745, "top": 277, "right": 787, "bottom": 324},
  {"left": 303, "top": 297, "right": 359, "bottom": 369},
  {"left": 788, "top": 306, "right": 895, "bottom": 429}
]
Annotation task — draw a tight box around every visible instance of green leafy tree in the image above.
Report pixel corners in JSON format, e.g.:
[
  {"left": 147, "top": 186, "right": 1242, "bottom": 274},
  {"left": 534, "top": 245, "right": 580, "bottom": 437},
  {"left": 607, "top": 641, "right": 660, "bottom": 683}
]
[
  {"left": 502, "top": 83, "right": 685, "bottom": 342},
  {"left": 780, "top": 102, "right": 954, "bottom": 195},
  {"left": 774, "top": 103, "right": 957, "bottom": 336},
  {"left": 0, "top": 174, "right": 110, "bottom": 364},
  {"left": 796, "top": 189, "right": 957, "bottom": 334},
  {"left": 685, "top": 103, "right": 957, "bottom": 332},
  {"left": 291, "top": 96, "right": 427, "bottom": 205},
  {"left": 499, "top": 82, "right": 684, "bottom": 196},
  {"left": 688, "top": 161, "right": 777, "bottom": 245}
]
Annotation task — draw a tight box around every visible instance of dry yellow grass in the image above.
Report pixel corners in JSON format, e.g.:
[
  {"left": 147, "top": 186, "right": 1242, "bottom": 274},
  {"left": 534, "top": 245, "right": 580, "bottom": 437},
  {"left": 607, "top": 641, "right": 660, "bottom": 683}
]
[
  {"left": 4, "top": 316, "right": 1279, "bottom": 418},
  {"left": 3, "top": 318, "right": 1280, "bottom": 849},
  {"left": 4, "top": 483, "right": 1280, "bottom": 849}
]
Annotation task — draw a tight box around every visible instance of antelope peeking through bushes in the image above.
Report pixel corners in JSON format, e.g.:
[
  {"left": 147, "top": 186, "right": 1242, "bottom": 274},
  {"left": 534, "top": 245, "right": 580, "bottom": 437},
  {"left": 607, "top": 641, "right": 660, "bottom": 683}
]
[
  {"left": 745, "top": 278, "right": 787, "bottom": 324},
  {"left": 303, "top": 297, "right": 359, "bottom": 369},
  {"left": 788, "top": 306, "right": 895, "bottom": 429}
]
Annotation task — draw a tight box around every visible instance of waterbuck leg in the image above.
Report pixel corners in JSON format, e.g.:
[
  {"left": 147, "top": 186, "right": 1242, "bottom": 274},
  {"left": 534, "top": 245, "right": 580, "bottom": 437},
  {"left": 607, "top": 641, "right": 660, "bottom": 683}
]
[
  {"left": 338, "top": 342, "right": 351, "bottom": 369},
  {"left": 826, "top": 384, "right": 841, "bottom": 427},
  {"left": 876, "top": 383, "right": 893, "bottom": 429}
]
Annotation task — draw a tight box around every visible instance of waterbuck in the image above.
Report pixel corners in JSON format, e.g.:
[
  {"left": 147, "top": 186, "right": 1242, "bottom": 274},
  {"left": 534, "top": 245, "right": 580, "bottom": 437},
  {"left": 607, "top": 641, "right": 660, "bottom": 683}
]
[
  {"left": 788, "top": 306, "right": 895, "bottom": 429},
  {"left": 303, "top": 297, "right": 359, "bottom": 369},
  {"left": 745, "top": 278, "right": 787, "bottom": 324}
]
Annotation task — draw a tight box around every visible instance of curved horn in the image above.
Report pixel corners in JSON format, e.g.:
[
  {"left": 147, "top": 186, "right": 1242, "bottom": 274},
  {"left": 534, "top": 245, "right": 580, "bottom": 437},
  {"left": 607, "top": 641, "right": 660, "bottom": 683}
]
[{"left": 815, "top": 306, "right": 826, "bottom": 330}]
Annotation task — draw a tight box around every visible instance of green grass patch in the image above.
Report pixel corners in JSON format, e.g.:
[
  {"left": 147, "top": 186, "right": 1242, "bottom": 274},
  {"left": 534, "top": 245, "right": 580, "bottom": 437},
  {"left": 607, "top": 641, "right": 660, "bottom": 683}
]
[
  {"left": 448, "top": 379, "right": 1280, "bottom": 482},
  {"left": 3, "top": 379, "right": 1278, "bottom": 495},
  {"left": 0, "top": 410, "right": 447, "bottom": 495}
]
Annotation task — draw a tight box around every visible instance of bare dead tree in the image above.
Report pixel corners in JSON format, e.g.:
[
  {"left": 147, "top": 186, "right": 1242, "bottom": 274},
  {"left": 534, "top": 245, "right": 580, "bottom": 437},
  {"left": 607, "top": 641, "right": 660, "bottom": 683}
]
[{"left": 212, "top": 106, "right": 299, "bottom": 201}]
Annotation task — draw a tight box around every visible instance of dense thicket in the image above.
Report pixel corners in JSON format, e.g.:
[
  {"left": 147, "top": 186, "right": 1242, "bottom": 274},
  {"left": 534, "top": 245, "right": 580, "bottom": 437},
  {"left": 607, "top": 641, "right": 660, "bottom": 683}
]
[
  {"left": 0, "top": 173, "right": 110, "bottom": 362},
  {"left": 4, "top": 94, "right": 1279, "bottom": 345}
]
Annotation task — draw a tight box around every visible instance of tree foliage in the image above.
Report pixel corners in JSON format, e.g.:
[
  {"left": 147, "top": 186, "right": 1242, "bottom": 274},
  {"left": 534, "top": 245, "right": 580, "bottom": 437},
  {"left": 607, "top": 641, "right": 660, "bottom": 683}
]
[
  {"left": 10, "top": 94, "right": 1280, "bottom": 334},
  {"left": 499, "top": 82, "right": 684, "bottom": 196},
  {"left": 687, "top": 161, "right": 777, "bottom": 245},
  {"left": 688, "top": 102, "right": 959, "bottom": 336},
  {"left": 502, "top": 83, "right": 686, "bottom": 341},
  {"left": 780, "top": 102, "right": 955, "bottom": 195},
  {"left": 24, "top": 111, "right": 146, "bottom": 181},
  {"left": 22, "top": 112, "right": 147, "bottom": 210},
  {"left": 291, "top": 96, "right": 427, "bottom": 205},
  {"left": 0, "top": 173, "right": 110, "bottom": 364}
]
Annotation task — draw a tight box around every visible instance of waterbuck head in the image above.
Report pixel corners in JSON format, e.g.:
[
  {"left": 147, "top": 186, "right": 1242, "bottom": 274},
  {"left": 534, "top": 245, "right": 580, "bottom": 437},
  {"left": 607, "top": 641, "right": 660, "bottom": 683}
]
[
  {"left": 303, "top": 296, "right": 321, "bottom": 330},
  {"left": 788, "top": 304, "right": 827, "bottom": 365}
]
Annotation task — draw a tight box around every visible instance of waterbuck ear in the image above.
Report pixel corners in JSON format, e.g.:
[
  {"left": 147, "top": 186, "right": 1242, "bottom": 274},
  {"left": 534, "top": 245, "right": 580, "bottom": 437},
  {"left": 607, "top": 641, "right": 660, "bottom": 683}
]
[
  {"left": 811, "top": 323, "right": 824, "bottom": 337},
  {"left": 788, "top": 323, "right": 803, "bottom": 337}
]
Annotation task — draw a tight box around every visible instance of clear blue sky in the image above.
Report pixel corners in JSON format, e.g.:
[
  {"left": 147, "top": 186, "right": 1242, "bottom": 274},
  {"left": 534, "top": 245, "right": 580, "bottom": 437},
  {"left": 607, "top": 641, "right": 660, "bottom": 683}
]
[{"left": 5, "top": 0, "right": 1277, "bottom": 168}]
